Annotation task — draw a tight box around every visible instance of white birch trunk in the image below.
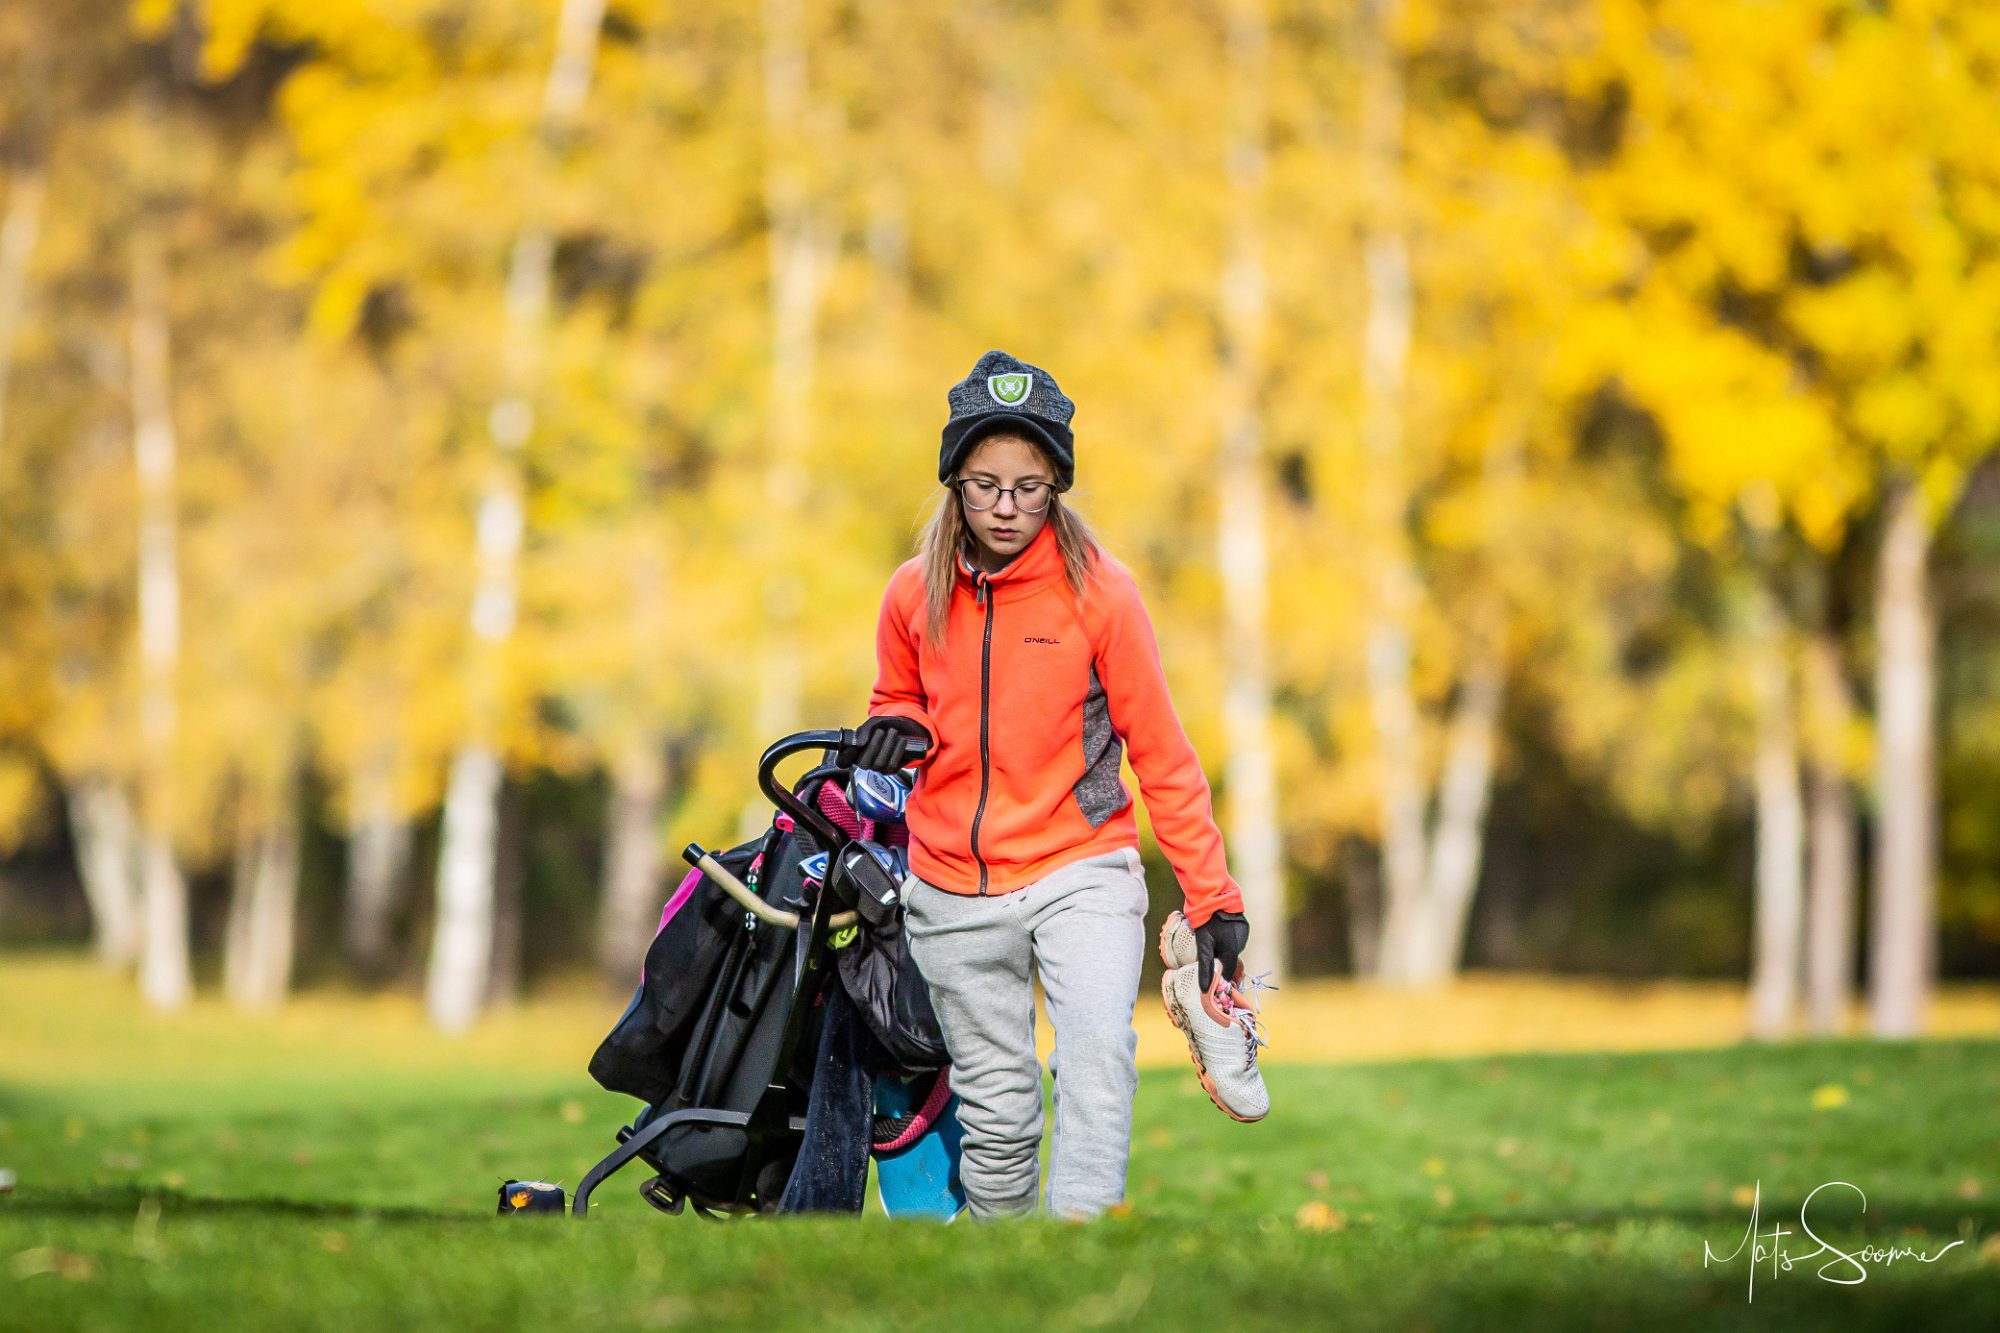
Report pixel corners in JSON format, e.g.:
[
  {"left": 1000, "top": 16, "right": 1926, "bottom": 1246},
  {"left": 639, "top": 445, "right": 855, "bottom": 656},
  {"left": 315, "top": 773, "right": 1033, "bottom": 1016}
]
[
  {"left": 487, "top": 778, "right": 524, "bottom": 1009},
  {"left": 224, "top": 775, "right": 301, "bottom": 1011},
  {"left": 1355, "top": 0, "right": 1511, "bottom": 987},
  {"left": 428, "top": 744, "right": 502, "bottom": 1030},
  {"left": 65, "top": 777, "right": 141, "bottom": 966},
  {"left": 1414, "top": 660, "right": 1503, "bottom": 982},
  {"left": 1747, "top": 588, "right": 1804, "bottom": 1040},
  {"left": 130, "top": 204, "right": 188, "bottom": 1012},
  {"left": 425, "top": 0, "right": 607, "bottom": 1032},
  {"left": 1868, "top": 482, "right": 1936, "bottom": 1037},
  {"left": 1215, "top": 0, "right": 1285, "bottom": 982},
  {"left": 223, "top": 825, "right": 257, "bottom": 1000},
  {"left": 1805, "top": 757, "right": 1856, "bottom": 1034},
  {"left": 1803, "top": 629, "right": 1857, "bottom": 1035},
  {"left": 254, "top": 804, "right": 301, "bottom": 1007},
  {"left": 740, "top": 0, "right": 830, "bottom": 844},
  {"left": 599, "top": 736, "right": 666, "bottom": 979},
  {"left": 0, "top": 163, "right": 46, "bottom": 459},
  {"left": 1358, "top": 0, "right": 1431, "bottom": 986},
  {"left": 1342, "top": 836, "right": 1382, "bottom": 979},
  {"left": 344, "top": 751, "right": 411, "bottom": 977}
]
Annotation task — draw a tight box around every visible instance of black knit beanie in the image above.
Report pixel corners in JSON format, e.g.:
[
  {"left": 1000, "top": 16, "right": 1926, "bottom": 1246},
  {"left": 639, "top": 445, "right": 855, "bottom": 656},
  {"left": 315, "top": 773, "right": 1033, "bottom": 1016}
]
[{"left": 937, "top": 350, "right": 1076, "bottom": 489}]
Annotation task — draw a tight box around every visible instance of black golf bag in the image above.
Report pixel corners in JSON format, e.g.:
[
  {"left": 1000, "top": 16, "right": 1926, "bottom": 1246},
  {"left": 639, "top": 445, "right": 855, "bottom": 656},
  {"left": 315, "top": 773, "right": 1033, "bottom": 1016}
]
[{"left": 572, "top": 727, "right": 940, "bottom": 1219}]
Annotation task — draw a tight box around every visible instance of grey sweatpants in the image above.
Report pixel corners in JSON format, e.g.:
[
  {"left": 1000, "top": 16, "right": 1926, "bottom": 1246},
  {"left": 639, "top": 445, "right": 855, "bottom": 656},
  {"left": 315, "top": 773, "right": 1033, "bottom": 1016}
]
[{"left": 902, "top": 845, "right": 1149, "bottom": 1221}]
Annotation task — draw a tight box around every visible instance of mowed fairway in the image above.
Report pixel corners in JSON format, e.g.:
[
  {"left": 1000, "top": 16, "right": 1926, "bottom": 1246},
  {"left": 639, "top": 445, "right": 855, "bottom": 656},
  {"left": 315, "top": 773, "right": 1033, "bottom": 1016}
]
[{"left": 2, "top": 957, "right": 1997, "bottom": 1331}]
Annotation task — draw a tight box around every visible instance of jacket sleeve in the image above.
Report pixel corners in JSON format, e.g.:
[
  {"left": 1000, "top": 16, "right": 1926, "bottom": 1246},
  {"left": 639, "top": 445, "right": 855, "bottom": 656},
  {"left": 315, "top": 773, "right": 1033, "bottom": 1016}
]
[
  {"left": 866, "top": 568, "right": 939, "bottom": 773},
  {"left": 1091, "top": 563, "right": 1244, "bottom": 926}
]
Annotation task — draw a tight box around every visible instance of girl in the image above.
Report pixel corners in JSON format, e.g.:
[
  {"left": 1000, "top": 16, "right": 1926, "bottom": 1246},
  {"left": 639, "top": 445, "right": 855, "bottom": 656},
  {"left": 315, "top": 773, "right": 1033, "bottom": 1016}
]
[{"left": 846, "top": 350, "right": 1271, "bottom": 1221}]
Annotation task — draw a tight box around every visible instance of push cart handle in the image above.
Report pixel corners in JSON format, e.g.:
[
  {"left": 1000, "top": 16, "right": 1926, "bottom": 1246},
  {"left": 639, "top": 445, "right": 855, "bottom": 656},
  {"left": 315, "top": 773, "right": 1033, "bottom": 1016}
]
[
  {"left": 682, "top": 843, "right": 859, "bottom": 933},
  {"left": 754, "top": 727, "right": 927, "bottom": 852}
]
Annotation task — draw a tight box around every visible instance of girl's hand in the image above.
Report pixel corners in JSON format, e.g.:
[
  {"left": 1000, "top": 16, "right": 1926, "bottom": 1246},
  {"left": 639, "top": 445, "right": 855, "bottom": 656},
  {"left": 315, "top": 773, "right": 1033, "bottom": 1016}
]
[
  {"left": 1194, "top": 910, "right": 1249, "bottom": 991},
  {"left": 845, "top": 715, "right": 932, "bottom": 773}
]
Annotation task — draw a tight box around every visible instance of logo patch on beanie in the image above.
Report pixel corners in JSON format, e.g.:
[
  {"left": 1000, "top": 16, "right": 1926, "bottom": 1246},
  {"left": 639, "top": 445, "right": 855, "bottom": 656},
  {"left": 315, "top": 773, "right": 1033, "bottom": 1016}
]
[{"left": 987, "top": 373, "right": 1033, "bottom": 407}]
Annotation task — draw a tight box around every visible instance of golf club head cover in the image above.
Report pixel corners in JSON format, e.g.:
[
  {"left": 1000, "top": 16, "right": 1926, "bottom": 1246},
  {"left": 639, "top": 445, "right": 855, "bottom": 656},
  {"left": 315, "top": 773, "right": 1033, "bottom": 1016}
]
[
  {"left": 799, "top": 850, "right": 830, "bottom": 890},
  {"left": 834, "top": 841, "right": 907, "bottom": 929},
  {"left": 848, "top": 768, "right": 911, "bottom": 825}
]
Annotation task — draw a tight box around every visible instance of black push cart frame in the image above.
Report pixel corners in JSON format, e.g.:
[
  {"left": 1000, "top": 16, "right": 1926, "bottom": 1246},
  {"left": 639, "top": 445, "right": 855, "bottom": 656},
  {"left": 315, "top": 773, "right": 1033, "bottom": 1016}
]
[{"left": 570, "top": 726, "right": 921, "bottom": 1218}]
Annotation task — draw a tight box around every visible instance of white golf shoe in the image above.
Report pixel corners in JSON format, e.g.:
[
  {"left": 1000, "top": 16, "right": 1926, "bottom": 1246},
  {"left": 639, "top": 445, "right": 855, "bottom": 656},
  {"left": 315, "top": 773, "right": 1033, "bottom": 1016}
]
[{"left": 1157, "top": 909, "right": 1274, "bottom": 1123}]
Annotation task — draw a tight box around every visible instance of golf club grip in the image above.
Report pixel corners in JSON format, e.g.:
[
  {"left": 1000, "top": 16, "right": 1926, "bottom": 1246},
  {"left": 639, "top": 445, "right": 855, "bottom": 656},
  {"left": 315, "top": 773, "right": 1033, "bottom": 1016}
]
[{"left": 684, "top": 845, "right": 857, "bottom": 932}]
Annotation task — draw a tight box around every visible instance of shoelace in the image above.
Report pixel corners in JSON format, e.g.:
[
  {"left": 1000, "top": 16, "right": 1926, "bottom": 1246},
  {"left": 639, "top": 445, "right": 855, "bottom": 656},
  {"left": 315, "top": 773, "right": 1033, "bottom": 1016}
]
[{"left": 1213, "top": 971, "right": 1277, "bottom": 1066}]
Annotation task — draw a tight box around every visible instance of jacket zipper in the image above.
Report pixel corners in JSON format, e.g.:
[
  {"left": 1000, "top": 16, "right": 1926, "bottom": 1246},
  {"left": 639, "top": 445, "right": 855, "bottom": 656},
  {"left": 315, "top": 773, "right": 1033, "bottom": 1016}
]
[{"left": 969, "top": 571, "right": 994, "bottom": 894}]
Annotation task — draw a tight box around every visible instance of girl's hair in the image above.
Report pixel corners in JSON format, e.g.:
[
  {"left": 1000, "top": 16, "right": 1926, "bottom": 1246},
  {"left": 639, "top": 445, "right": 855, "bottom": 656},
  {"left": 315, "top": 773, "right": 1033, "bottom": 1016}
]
[{"left": 917, "top": 434, "right": 1104, "bottom": 648}]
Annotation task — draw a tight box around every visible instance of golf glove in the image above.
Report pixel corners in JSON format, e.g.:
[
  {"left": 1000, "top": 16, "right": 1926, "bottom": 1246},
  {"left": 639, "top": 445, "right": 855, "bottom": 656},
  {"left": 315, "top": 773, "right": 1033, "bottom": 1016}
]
[
  {"left": 1194, "top": 909, "right": 1249, "bottom": 991},
  {"left": 845, "top": 715, "right": 931, "bottom": 775}
]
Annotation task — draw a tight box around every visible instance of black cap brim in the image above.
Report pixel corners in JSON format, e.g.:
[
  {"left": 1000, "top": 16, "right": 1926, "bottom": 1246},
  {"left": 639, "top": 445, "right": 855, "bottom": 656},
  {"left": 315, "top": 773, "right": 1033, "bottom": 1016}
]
[{"left": 939, "top": 414, "right": 1071, "bottom": 484}]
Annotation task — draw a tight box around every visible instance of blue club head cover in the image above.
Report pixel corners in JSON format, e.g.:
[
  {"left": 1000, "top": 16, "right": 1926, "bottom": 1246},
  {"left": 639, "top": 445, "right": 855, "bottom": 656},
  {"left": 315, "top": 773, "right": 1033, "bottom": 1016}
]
[
  {"left": 867, "top": 843, "right": 908, "bottom": 882},
  {"left": 849, "top": 769, "right": 910, "bottom": 825},
  {"left": 799, "top": 850, "right": 830, "bottom": 889}
]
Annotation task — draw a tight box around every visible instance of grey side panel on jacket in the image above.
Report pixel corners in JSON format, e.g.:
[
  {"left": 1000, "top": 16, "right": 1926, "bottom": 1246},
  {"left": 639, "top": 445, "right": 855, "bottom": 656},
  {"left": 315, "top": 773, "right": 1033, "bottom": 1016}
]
[{"left": 1071, "top": 661, "right": 1131, "bottom": 828}]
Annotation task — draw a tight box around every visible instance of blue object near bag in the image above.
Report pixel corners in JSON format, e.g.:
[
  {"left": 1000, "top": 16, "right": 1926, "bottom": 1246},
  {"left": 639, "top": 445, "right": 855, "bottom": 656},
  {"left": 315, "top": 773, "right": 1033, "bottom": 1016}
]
[
  {"left": 848, "top": 768, "right": 911, "bottom": 825},
  {"left": 799, "top": 850, "right": 830, "bottom": 886},
  {"left": 872, "top": 1073, "right": 966, "bottom": 1220}
]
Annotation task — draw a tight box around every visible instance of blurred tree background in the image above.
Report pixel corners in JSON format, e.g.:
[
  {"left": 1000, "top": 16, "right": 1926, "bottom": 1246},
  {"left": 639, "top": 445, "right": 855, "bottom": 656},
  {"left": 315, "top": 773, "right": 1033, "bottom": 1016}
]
[{"left": 1, "top": 0, "right": 1996, "bottom": 1034}]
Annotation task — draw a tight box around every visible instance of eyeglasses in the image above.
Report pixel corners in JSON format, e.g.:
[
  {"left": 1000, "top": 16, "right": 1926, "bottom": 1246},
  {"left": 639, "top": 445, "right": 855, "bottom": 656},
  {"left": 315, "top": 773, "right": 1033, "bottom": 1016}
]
[{"left": 954, "top": 477, "right": 1060, "bottom": 513}]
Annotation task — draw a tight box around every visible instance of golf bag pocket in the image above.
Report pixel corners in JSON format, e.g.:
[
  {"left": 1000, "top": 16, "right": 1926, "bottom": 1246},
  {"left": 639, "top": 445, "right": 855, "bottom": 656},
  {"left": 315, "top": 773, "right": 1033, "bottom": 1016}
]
[{"left": 835, "top": 895, "right": 946, "bottom": 1077}]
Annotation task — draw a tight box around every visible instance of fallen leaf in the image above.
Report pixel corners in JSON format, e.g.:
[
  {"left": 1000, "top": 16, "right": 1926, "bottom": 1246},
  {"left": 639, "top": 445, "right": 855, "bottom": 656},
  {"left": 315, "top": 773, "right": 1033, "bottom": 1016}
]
[
  {"left": 1423, "top": 1157, "right": 1446, "bottom": 1177},
  {"left": 1294, "top": 1200, "right": 1346, "bottom": 1232},
  {"left": 1811, "top": 1084, "right": 1849, "bottom": 1110}
]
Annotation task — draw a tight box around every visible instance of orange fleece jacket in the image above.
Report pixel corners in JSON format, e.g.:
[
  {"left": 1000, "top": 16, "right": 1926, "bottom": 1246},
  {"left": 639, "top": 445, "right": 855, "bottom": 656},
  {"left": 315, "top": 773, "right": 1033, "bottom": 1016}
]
[{"left": 867, "top": 520, "right": 1244, "bottom": 927}]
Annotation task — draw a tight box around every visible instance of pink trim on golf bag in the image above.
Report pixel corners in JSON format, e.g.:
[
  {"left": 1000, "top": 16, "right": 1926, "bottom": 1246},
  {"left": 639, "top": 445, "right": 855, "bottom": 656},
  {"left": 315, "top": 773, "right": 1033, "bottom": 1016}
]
[
  {"left": 642, "top": 844, "right": 769, "bottom": 983},
  {"left": 872, "top": 1064, "right": 954, "bottom": 1153},
  {"left": 815, "top": 776, "right": 911, "bottom": 850},
  {"left": 641, "top": 778, "right": 908, "bottom": 986},
  {"left": 817, "top": 780, "right": 863, "bottom": 840},
  {"left": 656, "top": 866, "right": 704, "bottom": 935}
]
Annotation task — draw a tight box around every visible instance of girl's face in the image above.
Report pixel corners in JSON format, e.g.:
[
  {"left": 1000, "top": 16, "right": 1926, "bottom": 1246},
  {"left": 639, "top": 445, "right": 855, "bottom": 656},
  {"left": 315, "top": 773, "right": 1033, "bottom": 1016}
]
[{"left": 957, "top": 433, "right": 1057, "bottom": 571}]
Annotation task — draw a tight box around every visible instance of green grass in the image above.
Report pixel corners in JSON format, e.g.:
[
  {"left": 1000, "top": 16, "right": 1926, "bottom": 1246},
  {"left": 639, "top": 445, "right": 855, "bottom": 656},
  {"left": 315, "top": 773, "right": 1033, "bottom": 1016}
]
[{"left": 2, "top": 998, "right": 1997, "bottom": 1329}]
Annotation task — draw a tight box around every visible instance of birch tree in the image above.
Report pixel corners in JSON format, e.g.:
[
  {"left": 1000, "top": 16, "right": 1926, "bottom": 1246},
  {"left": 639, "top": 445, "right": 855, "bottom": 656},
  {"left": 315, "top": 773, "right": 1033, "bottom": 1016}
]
[
  {"left": 1802, "top": 621, "right": 1860, "bottom": 1033},
  {"left": 1215, "top": 0, "right": 1285, "bottom": 980},
  {"left": 344, "top": 744, "right": 412, "bottom": 978},
  {"left": 1347, "top": 0, "right": 1569, "bottom": 986},
  {"left": 1591, "top": 0, "right": 2000, "bottom": 1036},
  {"left": 65, "top": 779, "right": 141, "bottom": 966},
  {"left": 222, "top": 758, "right": 301, "bottom": 1009},
  {"left": 427, "top": 0, "right": 611, "bottom": 1033},
  {"left": 128, "top": 37, "right": 191, "bottom": 1010}
]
